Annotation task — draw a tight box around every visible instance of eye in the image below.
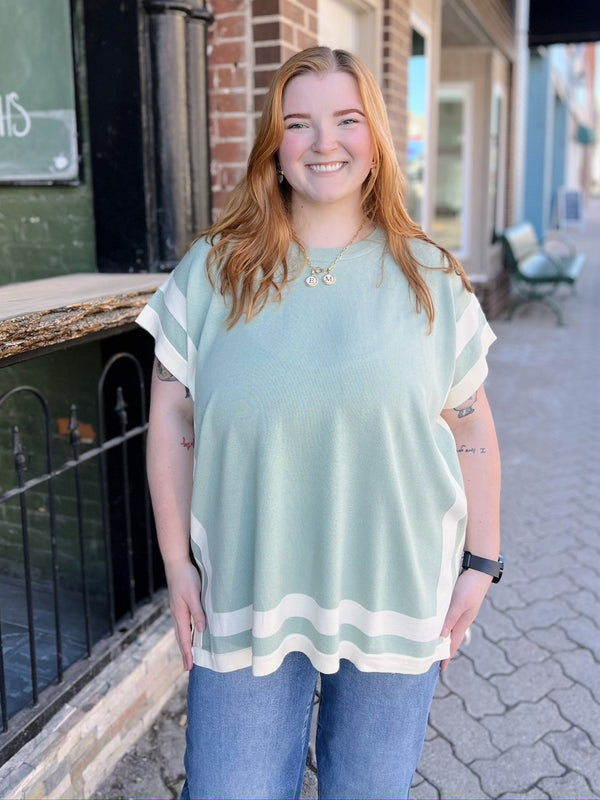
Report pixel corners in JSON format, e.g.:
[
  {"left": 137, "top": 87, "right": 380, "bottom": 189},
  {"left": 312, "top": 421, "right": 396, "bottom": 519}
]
[
  {"left": 339, "top": 117, "right": 360, "bottom": 127},
  {"left": 285, "top": 121, "right": 308, "bottom": 130}
]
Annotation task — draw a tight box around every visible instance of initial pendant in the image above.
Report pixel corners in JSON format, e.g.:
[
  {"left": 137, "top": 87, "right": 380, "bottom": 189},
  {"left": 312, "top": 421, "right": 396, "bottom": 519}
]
[
  {"left": 322, "top": 272, "right": 336, "bottom": 286},
  {"left": 305, "top": 274, "right": 319, "bottom": 288}
]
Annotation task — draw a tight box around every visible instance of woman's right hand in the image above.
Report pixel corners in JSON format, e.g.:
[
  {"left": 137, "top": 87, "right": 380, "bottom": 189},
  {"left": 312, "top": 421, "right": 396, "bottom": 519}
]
[{"left": 165, "top": 559, "right": 206, "bottom": 671}]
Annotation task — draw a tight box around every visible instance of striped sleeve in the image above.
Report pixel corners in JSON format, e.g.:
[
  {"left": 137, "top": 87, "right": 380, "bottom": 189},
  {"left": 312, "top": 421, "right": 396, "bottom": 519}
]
[
  {"left": 443, "top": 286, "right": 496, "bottom": 409},
  {"left": 136, "top": 242, "right": 207, "bottom": 396}
]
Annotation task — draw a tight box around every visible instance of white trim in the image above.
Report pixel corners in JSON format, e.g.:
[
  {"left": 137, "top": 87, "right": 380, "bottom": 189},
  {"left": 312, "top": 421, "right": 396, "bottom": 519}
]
[
  {"left": 436, "top": 82, "right": 473, "bottom": 260},
  {"left": 318, "top": 0, "right": 382, "bottom": 82}
]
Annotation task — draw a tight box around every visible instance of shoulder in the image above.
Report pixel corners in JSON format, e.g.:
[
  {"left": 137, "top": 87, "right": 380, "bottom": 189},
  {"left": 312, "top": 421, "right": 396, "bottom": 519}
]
[
  {"left": 168, "top": 236, "right": 213, "bottom": 291},
  {"left": 406, "top": 236, "right": 446, "bottom": 269},
  {"left": 405, "top": 237, "right": 466, "bottom": 295}
]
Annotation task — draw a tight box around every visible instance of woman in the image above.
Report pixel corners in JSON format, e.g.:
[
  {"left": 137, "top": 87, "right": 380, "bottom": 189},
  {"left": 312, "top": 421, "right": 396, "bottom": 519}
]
[{"left": 137, "top": 46, "right": 501, "bottom": 800}]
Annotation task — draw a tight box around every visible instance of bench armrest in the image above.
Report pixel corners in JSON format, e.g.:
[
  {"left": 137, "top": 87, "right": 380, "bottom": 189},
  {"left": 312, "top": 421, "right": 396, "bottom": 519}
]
[{"left": 543, "top": 230, "right": 577, "bottom": 259}]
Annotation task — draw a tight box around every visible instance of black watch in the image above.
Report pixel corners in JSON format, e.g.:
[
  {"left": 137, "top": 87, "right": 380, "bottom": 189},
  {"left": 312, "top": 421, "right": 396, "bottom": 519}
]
[{"left": 461, "top": 551, "right": 504, "bottom": 583}]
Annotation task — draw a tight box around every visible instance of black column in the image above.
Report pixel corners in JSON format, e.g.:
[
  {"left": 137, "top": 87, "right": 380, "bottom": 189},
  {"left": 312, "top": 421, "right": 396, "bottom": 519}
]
[
  {"left": 145, "top": 1, "right": 213, "bottom": 269},
  {"left": 84, "top": 0, "right": 212, "bottom": 273}
]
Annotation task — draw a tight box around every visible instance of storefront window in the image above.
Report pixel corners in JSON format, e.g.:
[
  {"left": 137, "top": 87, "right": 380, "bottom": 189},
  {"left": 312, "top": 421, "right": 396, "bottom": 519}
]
[
  {"left": 433, "top": 85, "right": 470, "bottom": 255},
  {"left": 488, "top": 87, "right": 506, "bottom": 242},
  {"left": 407, "top": 28, "right": 427, "bottom": 226}
]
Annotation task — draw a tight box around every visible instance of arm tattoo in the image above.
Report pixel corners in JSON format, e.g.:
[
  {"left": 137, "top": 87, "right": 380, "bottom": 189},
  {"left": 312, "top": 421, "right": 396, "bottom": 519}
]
[
  {"left": 156, "top": 359, "right": 191, "bottom": 398},
  {"left": 457, "top": 444, "right": 487, "bottom": 455},
  {"left": 156, "top": 359, "right": 177, "bottom": 382},
  {"left": 453, "top": 390, "right": 478, "bottom": 419}
]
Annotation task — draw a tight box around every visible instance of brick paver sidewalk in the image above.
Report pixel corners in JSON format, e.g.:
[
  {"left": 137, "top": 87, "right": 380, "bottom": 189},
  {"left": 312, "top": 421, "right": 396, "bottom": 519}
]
[{"left": 413, "top": 199, "right": 600, "bottom": 800}]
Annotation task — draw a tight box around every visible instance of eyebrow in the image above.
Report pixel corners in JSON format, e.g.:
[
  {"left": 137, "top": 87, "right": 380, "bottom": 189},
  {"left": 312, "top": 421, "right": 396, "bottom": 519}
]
[{"left": 283, "top": 108, "right": 366, "bottom": 121}]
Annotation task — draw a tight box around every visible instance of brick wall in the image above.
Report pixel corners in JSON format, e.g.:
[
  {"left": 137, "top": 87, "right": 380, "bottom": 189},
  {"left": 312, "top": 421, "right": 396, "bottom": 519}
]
[
  {"left": 206, "top": 0, "right": 411, "bottom": 219},
  {"left": 207, "top": 0, "right": 319, "bottom": 219},
  {"left": 206, "top": 0, "right": 252, "bottom": 217},
  {"left": 252, "top": 0, "right": 318, "bottom": 112},
  {"left": 382, "top": 0, "right": 410, "bottom": 168}
]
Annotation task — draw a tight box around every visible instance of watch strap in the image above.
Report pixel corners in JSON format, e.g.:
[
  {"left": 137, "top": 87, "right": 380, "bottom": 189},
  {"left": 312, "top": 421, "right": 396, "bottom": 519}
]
[{"left": 462, "top": 551, "right": 504, "bottom": 583}]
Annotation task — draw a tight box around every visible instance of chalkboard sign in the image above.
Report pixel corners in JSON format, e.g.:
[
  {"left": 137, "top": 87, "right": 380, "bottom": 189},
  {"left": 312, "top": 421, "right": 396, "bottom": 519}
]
[
  {"left": 0, "top": 0, "right": 79, "bottom": 183},
  {"left": 558, "top": 187, "right": 584, "bottom": 228}
]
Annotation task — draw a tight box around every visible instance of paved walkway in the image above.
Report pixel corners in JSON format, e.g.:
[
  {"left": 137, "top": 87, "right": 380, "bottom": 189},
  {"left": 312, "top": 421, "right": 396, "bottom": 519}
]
[{"left": 93, "top": 199, "right": 600, "bottom": 800}]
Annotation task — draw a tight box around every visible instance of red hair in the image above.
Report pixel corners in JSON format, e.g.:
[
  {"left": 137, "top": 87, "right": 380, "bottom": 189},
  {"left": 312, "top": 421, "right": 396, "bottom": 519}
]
[{"left": 201, "top": 47, "right": 471, "bottom": 329}]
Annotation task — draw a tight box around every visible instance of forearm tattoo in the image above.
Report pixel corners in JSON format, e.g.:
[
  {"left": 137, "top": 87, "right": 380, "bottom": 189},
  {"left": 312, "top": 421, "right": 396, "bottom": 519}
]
[
  {"left": 155, "top": 359, "right": 191, "bottom": 399},
  {"left": 453, "top": 391, "right": 478, "bottom": 419},
  {"left": 453, "top": 391, "right": 486, "bottom": 455}
]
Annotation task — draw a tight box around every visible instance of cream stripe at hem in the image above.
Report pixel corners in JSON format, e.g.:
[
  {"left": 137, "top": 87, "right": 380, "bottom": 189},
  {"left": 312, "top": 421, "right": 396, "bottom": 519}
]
[{"left": 192, "top": 633, "right": 451, "bottom": 677}]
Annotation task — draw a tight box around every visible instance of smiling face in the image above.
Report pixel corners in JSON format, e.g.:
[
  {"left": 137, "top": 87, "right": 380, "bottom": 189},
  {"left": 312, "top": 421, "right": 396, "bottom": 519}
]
[{"left": 278, "top": 69, "right": 375, "bottom": 220}]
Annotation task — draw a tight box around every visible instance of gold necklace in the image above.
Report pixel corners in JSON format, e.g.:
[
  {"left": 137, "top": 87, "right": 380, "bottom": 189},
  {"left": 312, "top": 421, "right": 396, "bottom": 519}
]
[{"left": 303, "top": 221, "right": 365, "bottom": 287}]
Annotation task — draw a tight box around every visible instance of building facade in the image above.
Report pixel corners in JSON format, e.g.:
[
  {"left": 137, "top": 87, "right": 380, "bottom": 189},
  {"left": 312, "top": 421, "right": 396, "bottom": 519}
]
[
  {"left": 1, "top": 0, "right": 597, "bottom": 794},
  {"left": 206, "top": 0, "right": 516, "bottom": 315}
]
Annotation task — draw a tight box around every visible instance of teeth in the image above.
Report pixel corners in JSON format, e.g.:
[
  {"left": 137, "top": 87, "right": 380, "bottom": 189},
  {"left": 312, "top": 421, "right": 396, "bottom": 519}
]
[{"left": 309, "top": 163, "right": 344, "bottom": 172}]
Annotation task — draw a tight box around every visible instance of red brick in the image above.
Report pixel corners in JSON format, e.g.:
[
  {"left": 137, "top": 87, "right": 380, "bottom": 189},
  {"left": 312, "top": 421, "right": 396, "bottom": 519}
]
[
  {"left": 254, "top": 67, "right": 278, "bottom": 89},
  {"left": 252, "top": 0, "right": 279, "bottom": 16},
  {"left": 295, "top": 29, "right": 317, "bottom": 50},
  {"left": 212, "top": 0, "right": 246, "bottom": 13},
  {"left": 211, "top": 39, "right": 247, "bottom": 65},
  {"left": 253, "top": 20, "right": 281, "bottom": 41},
  {"left": 255, "top": 44, "right": 282, "bottom": 65},
  {"left": 212, "top": 141, "right": 249, "bottom": 162},
  {"left": 280, "top": 20, "right": 294, "bottom": 42},
  {"left": 280, "top": 0, "right": 305, "bottom": 26},
  {"left": 212, "top": 64, "right": 248, "bottom": 89},
  {"left": 212, "top": 91, "right": 247, "bottom": 113},
  {"left": 217, "top": 115, "right": 250, "bottom": 139},
  {"left": 214, "top": 14, "right": 247, "bottom": 39}
]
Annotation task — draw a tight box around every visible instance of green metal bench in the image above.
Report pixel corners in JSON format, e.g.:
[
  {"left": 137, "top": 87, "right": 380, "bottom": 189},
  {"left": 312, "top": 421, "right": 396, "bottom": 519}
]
[{"left": 501, "top": 222, "right": 586, "bottom": 325}]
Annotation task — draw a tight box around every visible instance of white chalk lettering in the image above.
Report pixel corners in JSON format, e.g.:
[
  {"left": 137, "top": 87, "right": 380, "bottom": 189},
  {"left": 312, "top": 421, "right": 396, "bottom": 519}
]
[{"left": 0, "top": 92, "right": 32, "bottom": 138}]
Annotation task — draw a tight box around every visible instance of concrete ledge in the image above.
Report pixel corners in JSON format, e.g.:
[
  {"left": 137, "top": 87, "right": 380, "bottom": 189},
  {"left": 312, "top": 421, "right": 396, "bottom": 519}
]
[{"left": 0, "top": 612, "right": 186, "bottom": 800}]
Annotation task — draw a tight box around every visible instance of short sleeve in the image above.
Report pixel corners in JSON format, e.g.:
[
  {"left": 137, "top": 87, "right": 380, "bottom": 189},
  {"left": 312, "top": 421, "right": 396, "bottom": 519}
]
[
  {"left": 136, "top": 240, "right": 211, "bottom": 396},
  {"left": 443, "top": 286, "right": 496, "bottom": 410}
]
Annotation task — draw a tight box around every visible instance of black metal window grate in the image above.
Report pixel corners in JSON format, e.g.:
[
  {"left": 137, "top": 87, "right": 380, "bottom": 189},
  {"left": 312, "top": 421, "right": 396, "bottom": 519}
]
[{"left": 0, "top": 352, "right": 165, "bottom": 763}]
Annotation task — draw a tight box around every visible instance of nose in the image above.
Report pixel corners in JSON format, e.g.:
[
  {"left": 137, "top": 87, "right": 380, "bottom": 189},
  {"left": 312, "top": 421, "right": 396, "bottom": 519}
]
[{"left": 311, "top": 124, "right": 337, "bottom": 153}]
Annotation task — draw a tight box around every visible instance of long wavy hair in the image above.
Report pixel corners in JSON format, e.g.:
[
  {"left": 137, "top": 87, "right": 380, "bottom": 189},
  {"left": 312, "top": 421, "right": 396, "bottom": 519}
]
[{"left": 203, "top": 46, "right": 471, "bottom": 329}]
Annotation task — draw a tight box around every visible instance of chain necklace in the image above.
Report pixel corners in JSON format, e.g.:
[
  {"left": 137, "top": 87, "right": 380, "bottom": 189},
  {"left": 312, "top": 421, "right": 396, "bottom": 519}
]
[{"left": 303, "top": 221, "right": 365, "bottom": 287}]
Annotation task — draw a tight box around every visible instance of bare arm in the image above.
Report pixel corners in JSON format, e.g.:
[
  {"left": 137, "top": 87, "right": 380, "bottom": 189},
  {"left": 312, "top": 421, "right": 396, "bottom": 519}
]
[
  {"left": 147, "top": 358, "right": 205, "bottom": 670},
  {"left": 439, "top": 385, "right": 501, "bottom": 670}
]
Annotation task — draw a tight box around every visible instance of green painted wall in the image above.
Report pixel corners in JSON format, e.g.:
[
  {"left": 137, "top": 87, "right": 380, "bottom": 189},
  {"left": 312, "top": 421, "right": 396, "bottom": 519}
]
[{"left": 0, "top": 0, "right": 96, "bottom": 285}]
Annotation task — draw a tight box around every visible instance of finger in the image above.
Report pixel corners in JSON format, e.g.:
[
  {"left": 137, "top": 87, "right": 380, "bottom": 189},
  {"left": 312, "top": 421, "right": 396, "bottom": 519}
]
[
  {"left": 441, "top": 603, "right": 460, "bottom": 639},
  {"left": 175, "top": 621, "right": 193, "bottom": 670},
  {"left": 171, "top": 603, "right": 195, "bottom": 669},
  {"left": 190, "top": 600, "right": 206, "bottom": 632}
]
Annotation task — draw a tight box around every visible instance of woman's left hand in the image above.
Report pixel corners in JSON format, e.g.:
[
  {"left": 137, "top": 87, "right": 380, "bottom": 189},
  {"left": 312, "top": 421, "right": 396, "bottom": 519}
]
[{"left": 440, "top": 569, "right": 493, "bottom": 671}]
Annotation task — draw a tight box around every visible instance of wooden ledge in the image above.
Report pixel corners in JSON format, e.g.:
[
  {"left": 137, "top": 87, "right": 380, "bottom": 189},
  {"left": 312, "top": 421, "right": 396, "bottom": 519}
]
[{"left": 0, "top": 272, "right": 166, "bottom": 365}]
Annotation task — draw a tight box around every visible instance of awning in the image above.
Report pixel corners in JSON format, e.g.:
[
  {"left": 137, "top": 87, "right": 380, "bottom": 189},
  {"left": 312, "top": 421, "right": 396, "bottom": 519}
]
[{"left": 529, "top": 0, "right": 600, "bottom": 46}]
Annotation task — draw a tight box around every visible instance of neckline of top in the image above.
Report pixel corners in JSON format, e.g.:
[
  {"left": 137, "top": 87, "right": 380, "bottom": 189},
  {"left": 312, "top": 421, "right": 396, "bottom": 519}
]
[{"left": 298, "top": 226, "right": 386, "bottom": 263}]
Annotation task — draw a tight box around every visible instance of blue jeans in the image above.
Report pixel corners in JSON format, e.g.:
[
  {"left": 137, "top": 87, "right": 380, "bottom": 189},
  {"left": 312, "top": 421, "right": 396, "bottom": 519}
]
[{"left": 180, "top": 653, "right": 439, "bottom": 800}]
